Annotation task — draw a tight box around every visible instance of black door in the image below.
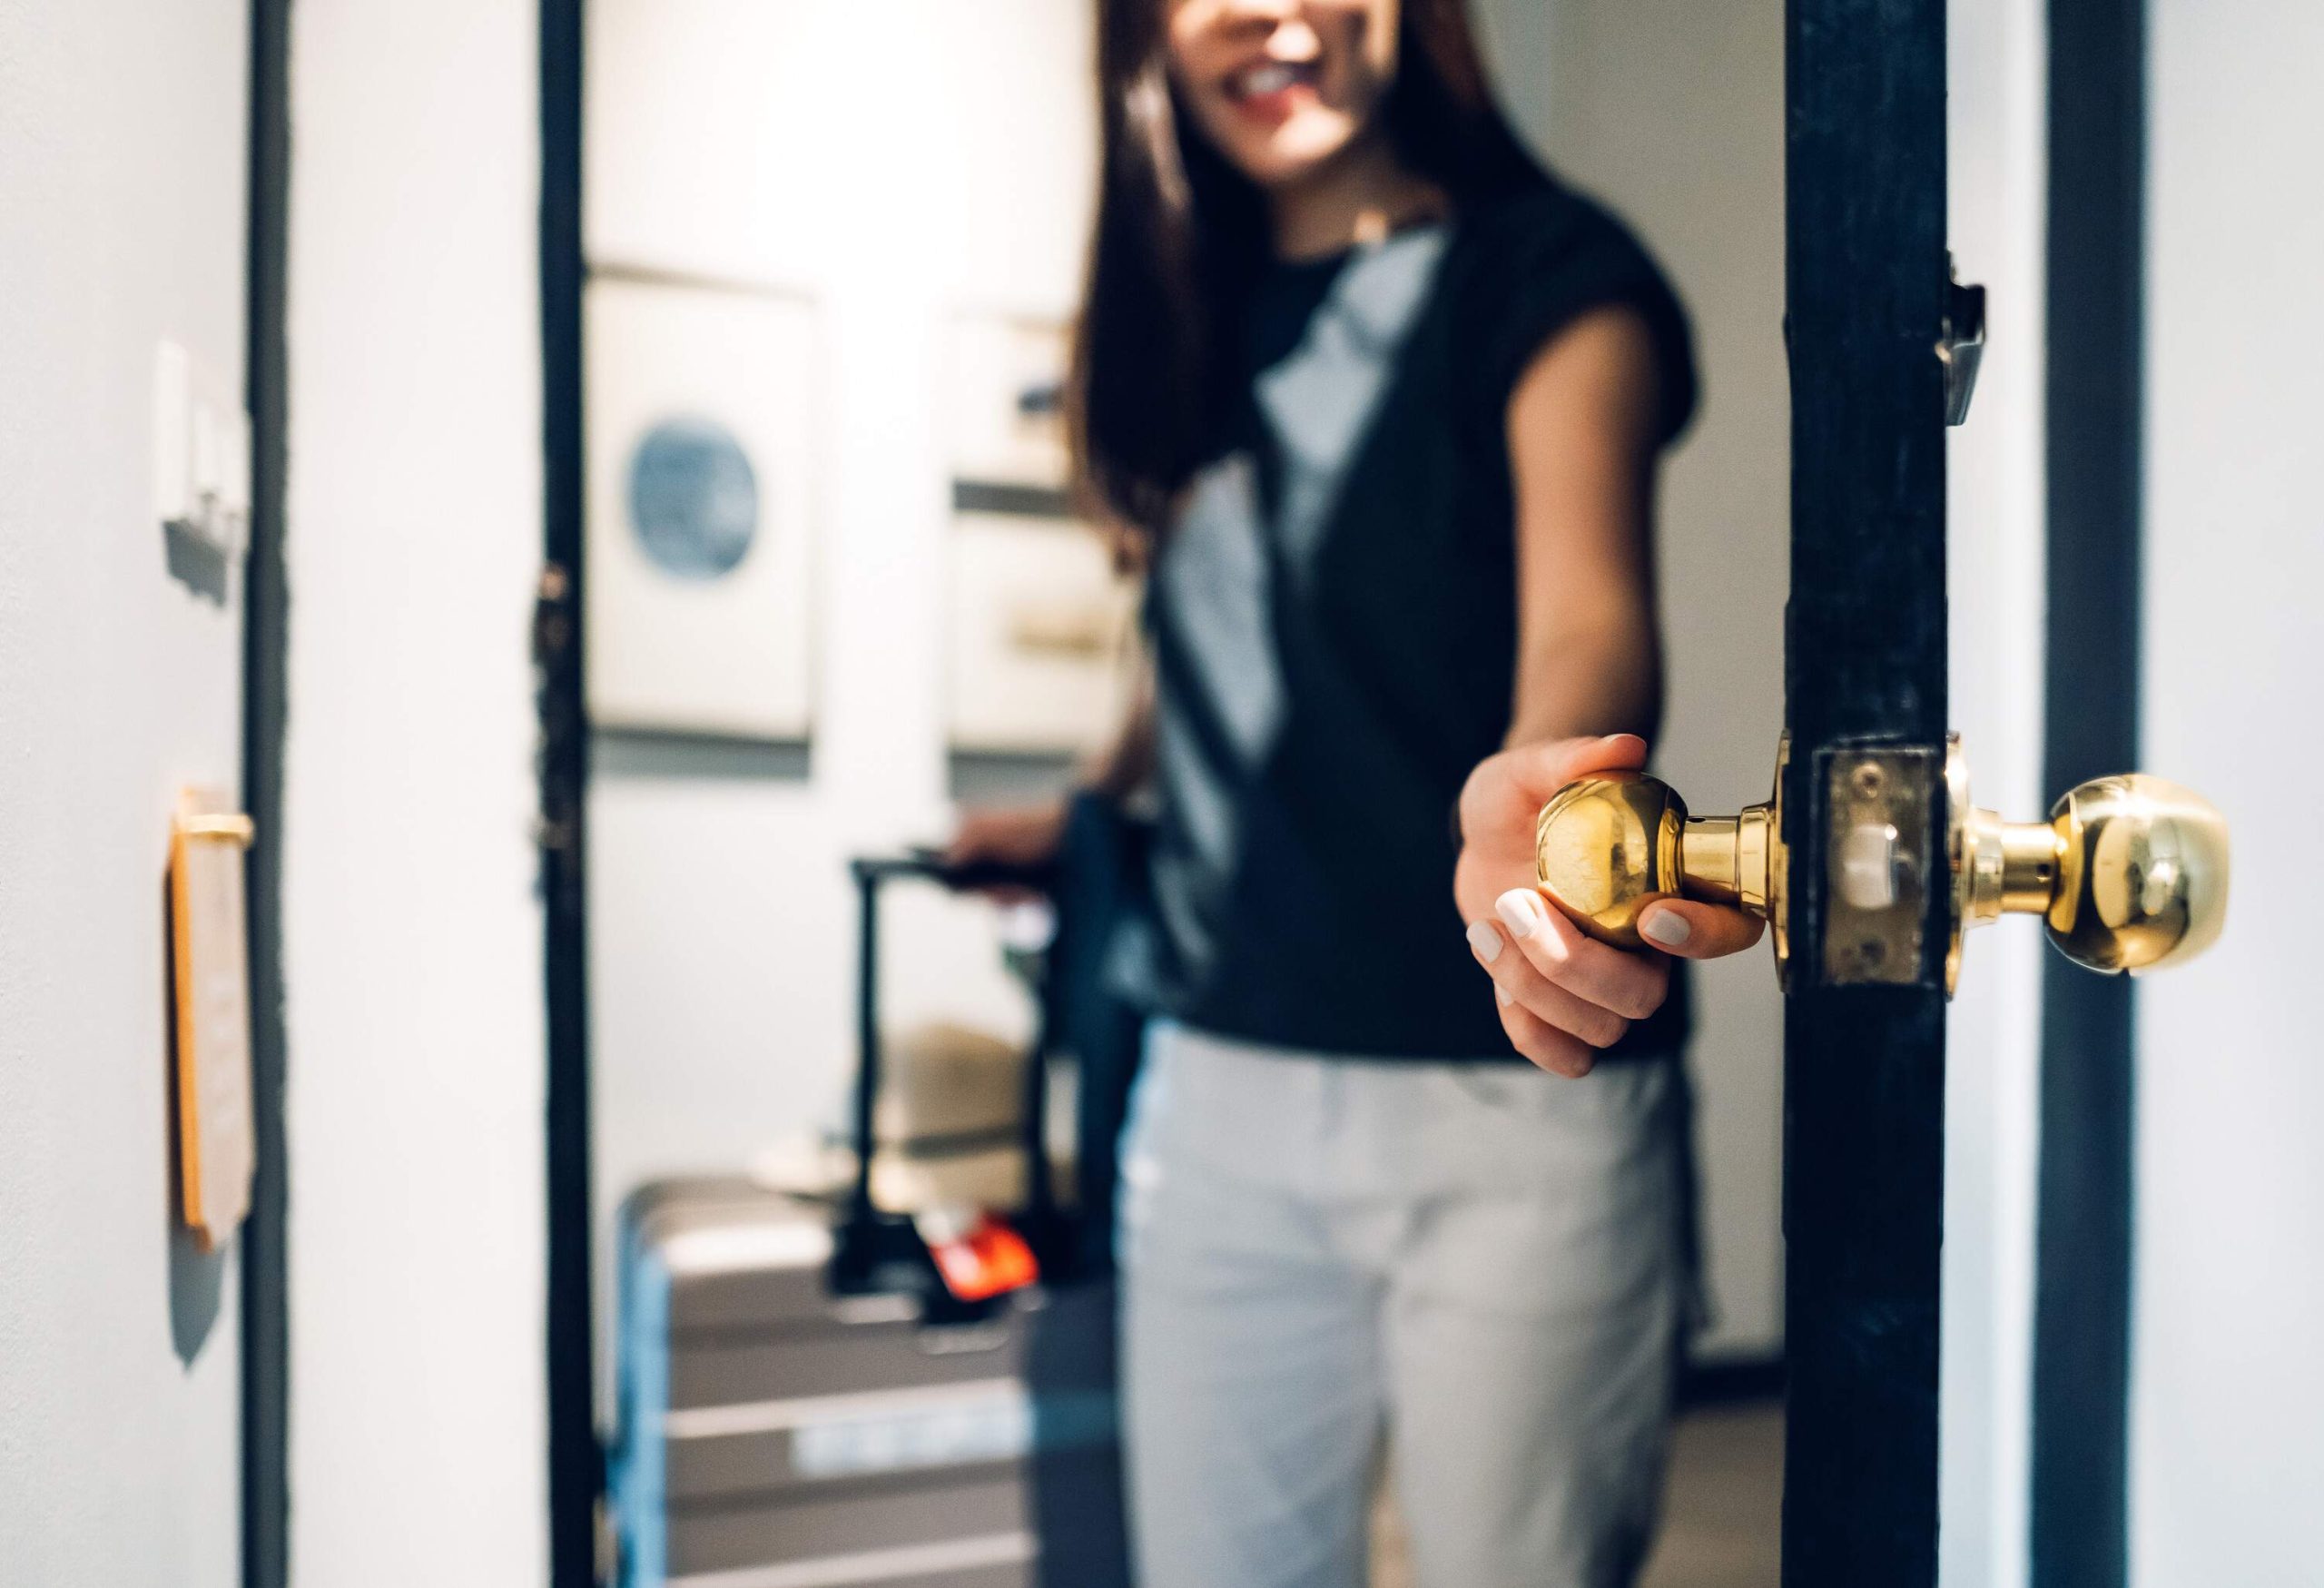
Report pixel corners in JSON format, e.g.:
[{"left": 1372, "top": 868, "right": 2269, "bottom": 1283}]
[{"left": 1781, "top": 0, "right": 1949, "bottom": 1581}]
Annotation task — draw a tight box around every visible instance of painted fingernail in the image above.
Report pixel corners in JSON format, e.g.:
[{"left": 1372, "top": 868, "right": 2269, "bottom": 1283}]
[
  {"left": 1495, "top": 889, "right": 1543, "bottom": 940},
  {"left": 1533, "top": 903, "right": 1574, "bottom": 962},
  {"left": 1641, "top": 910, "right": 1692, "bottom": 948},
  {"left": 1467, "top": 920, "right": 1505, "bottom": 964},
  {"left": 1495, "top": 984, "right": 1513, "bottom": 1008}
]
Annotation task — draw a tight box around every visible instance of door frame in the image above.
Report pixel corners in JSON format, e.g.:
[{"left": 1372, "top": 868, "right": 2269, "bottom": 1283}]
[
  {"left": 241, "top": 0, "right": 292, "bottom": 1581},
  {"left": 539, "top": 0, "right": 598, "bottom": 1583},
  {"left": 2034, "top": 0, "right": 2146, "bottom": 1581}
]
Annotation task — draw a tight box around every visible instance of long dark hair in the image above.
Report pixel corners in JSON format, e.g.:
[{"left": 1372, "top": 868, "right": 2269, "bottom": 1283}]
[{"left": 1071, "top": 0, "right": 1544, "bottom": 543}]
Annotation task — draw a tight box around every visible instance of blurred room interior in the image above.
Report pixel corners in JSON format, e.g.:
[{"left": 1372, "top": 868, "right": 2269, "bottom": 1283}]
[
  {"left": 1, "top": 0, "right": 2317, "bottom": 1585},
  {"left": 576, "top": 2, "right": 1788, "bottom": 1581}
]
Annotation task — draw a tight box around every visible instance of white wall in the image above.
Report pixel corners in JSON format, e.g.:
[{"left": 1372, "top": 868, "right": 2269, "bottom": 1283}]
[
  {"left": 281, "top": 3, "right": 548, "bottom": 1583},
  {"left": 1477, "top": 0, "right": 1789, "bottom": 1362},
  {"left": 0, "top": 2, "right": 250, "bottom": 1582},
  {"left": 2136, "top": 2, "right": 2324, "bottom": 1580},
  {"left": 1942, "top": 0, "right": 2049, "bottom": 1582},
  {"left": 583, "top": 0, "right": 1097, "bottom": 1352}
]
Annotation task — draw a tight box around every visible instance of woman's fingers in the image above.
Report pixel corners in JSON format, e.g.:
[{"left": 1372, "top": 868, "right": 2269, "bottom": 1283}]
[
  {"left": 1635, "top": 898, "right": 1767, "bottom": 960},
  {"left": 1497, "top": 732, "right": 1649, "bottom": 808},
  {"left": 1492, "top": 991, "right": 1600, "bottom": 1079},
  {"left": 1468, "top": 921, "right": 1636, "bottom": 1055},
  {"left": 1467, "top": 918, "right": 1632, "bottom": 1050},
  {"left": 1452, "top": 735, "right": 1766, "bottom": 1069},
  {"left": 1492, "top": 889, "right": 1669, "bottom": 1021},
  {"left": 1460, "top": 733, "right": 1649, "bottom": 835}
]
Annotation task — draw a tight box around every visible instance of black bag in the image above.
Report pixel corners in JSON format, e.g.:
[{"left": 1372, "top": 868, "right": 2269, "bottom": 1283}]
[{"left": 1019, "top": 791, "right": 1152, "bottom": 1277}]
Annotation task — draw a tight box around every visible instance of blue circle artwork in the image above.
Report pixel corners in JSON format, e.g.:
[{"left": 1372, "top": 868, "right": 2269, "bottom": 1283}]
[{"left": 626, "top": 416, "right": 760, "bottom": 581}]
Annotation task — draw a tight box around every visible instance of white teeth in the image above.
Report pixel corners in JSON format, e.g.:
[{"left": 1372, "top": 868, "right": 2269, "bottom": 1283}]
[{"left": 1241, "top": 64, "right": 1296, "bottom": 95}]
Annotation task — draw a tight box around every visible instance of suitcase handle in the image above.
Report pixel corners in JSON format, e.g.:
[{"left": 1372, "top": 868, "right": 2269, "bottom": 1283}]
[
  {"left": 897, "top": 845, "right": 1059, "bottom": 897},
  {"left": 835, "top": 852, "right": 1061, "bottom": 1314}
]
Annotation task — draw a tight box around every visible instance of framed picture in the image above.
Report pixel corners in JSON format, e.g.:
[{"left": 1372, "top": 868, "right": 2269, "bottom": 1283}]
[
  {"left": 586, "top": 276, "right": 817, "bottom": 740},
  {"left": 946, "top": 511, "right": 1137, "bottom": 757},
  {"left": 942, "top": 314, "right": 1134, "bottom": 756},
  {"left": 945, "top": 313, "right": 1072, "bottom": 498}
]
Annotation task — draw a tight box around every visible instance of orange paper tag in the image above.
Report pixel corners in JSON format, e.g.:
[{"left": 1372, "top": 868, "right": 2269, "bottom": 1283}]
[{"left": 170, "top": 790, "right": 257, "bottom": 1252}]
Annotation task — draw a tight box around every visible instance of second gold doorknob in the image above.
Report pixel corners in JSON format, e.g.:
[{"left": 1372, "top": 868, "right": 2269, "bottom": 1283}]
[{"left": 1533, "top": 740, "right": 2228, "bottom": 985}]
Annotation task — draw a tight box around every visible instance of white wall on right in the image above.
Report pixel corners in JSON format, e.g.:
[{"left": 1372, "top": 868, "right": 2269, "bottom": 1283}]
[
  {"left": 1943, "top": 0, "right": 2049, "bottom": 1582},
  {"left": 2136, "top": 1, "right": 2324, "bottom": 1581}
]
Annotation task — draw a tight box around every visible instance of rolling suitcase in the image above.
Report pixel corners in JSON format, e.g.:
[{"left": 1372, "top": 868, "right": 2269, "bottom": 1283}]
[{"left": 611, "top": 842, "right": 1134, "bottom": 1588}]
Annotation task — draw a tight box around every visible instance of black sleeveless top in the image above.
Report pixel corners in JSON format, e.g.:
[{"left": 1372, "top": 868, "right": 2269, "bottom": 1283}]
[{"left": 1138, "top": 180, "right": 1699, "bottom": 1060}]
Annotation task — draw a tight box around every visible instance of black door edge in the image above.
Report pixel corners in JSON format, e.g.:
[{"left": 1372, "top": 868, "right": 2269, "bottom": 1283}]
[
  {"left": 2033, "top": 2, "right": 2145, "bottom": 1583},
  {"left": 1781, "top": 0, "right": 1951, "bottom": 1580}
]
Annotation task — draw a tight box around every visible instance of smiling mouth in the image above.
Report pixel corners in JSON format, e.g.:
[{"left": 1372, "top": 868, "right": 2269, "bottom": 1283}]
[{"left": 1226, "top": 59, "right": 1323, "bottom": 103}]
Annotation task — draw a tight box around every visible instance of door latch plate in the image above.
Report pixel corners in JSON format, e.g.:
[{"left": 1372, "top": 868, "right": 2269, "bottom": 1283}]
[{"left": 1819, "top": 745, "right": 1942, "bottom": 986}]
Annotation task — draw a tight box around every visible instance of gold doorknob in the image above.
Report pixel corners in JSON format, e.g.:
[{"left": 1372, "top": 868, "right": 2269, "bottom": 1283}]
[
  {"left": 1532, "top": 772, "right": 1776, "bottom": 945},
  {"left": 1534, "top": 740, "right": 2229, "bottom": 983},
  {"left": 1955, "top": 772, "right": 2229, "bottom": 974}
]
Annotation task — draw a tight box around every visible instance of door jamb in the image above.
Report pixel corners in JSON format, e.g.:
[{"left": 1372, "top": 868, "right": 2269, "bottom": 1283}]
[
  {"left": 2033, "top": 0, "right": 2146, "bottom": 1581},
  {"left": 241, "top": 0, "right": 292, "bottom": 1581},
  {"left": 540, "top": 0, "right": 598, "bottom": 1582}
]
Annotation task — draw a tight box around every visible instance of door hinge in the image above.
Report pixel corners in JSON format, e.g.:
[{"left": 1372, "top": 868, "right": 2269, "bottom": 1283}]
[
  {"left": 1940, "top": 264, "right": 1987, "bottom": 426},
  {"left": 532, "top": 561, "right": 583, "bottom": 862},
  {"left": 533, "top": 561, "right": 575, "bottom": 671}
]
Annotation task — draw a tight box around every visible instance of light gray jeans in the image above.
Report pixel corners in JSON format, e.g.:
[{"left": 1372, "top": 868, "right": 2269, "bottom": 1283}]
[{"left": 1118, "top": 1021, "right": 1685, "bottom": 1588}]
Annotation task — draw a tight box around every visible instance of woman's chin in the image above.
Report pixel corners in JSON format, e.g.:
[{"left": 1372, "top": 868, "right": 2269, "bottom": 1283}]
[{"left": 1229, "top": 120, "right": 1367, "bottom": 192}]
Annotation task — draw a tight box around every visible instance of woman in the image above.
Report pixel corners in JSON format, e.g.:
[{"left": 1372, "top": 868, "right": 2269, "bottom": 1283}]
[{"left": 953, "top": 2, "right": 1762, "bottom": 1583}]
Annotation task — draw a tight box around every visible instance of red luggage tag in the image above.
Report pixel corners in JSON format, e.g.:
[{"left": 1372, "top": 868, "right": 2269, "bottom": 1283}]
[{"left": 916, "top": 1207, "right": 1039, "bottom": 1303}]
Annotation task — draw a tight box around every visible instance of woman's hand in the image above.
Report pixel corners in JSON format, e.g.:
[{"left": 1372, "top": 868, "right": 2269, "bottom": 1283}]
[
  {"left": 1455, "top": 734, "right": 1766, "bottom": 1078},
  {"left": 945, "top": 801, "right": 1070, "bottom": 902}
]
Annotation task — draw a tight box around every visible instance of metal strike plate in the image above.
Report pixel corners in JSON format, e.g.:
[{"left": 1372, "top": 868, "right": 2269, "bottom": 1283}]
[{"left": 1820, "top": 747, "right": 1941, "bottom": 986}]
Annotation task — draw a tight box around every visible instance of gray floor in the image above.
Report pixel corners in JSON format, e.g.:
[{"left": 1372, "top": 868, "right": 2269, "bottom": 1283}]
[{"left": 1370, "top": 1402, "right": 1784, "bottom": 1588}]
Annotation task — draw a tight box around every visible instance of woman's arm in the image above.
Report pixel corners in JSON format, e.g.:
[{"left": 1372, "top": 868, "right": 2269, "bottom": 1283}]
[
  {"left": 1503, "top": 305, "right": 1665, "bottom": 749},
  {"left": 945, "top": 652, "right": 1156, "bottom": 883},
  {"left": 1456, "top": 307, "right": 1762, "bottom": 1076},
  {"left": 1081, "top": 659, "right": 1157, "bottom": 804}
]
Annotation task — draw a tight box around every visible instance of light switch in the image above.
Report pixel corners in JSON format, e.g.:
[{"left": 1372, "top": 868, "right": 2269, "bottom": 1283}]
[
  {"left": 154, "top": 340, "right": 251, "bottom": 557},
  {"left": 153, "top": 341, "right": 195, "bottom": 528}
]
